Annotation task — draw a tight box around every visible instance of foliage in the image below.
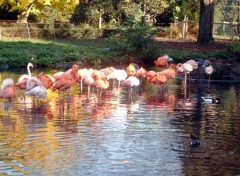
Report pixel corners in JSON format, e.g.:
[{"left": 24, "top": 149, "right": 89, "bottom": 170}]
[
  {"left": 169, "top": 0, "right": 199, "bottom": 22},
  {"left": 227, "top": 42, "right": 240, "bottom": 56},
  {"left": 71, "top": 0, "right": 169, "bottom": 27},
  {"left": 116, "top": 20, "right": 157, "bottom": 52},
  {"left": 0, "top": 0, "right": 78, "bottom": 22}
]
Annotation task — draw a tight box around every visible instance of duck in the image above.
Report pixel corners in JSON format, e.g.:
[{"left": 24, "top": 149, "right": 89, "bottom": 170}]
[
  {"left": 190, "top": 133, "right": 200, "bottom": 147},
  {"left": 201, "top": 96, "right": 220, "bottom": 104}
]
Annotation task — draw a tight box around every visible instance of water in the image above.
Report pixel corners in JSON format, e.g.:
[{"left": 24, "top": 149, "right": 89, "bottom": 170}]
[{"left": 0, "top": 70, "right": 240, "bottom": 176}]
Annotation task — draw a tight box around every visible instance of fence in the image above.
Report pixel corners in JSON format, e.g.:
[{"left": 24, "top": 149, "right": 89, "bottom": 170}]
[
  {"left": 0, "top": 20, "right": 104, "bottom": 40},
  {"left": 0, "top": 20, "right": 239, "bottom": 40}
]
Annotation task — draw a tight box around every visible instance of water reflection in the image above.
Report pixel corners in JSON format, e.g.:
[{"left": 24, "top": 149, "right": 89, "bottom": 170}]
[{"left": 0, "top": 70, "right": 239, "bottom": 175}]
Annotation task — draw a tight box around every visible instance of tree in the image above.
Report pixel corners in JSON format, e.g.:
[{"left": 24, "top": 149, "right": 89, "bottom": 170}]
[
  {"left": 141, "top": 0, "right": 169, "bottom": 23},
  {"left": 0, "top": 0, "right": 79, "bottom": 23},
  {"left": 197, "top": 0, "right": 215, "bottom": 44}
]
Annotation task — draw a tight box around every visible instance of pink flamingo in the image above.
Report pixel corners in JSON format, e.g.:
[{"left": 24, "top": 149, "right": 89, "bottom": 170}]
[
  {"left": 158, "top": 64, "right": 176, "bottom": 79},
  {"left": 0, "top": 78, "right": 17, "bottom": 100},
  {"left": 91, "top": 69, "right": 106, "bottom": 81},
  {"left": 92, "top": 78, "right": 110, "bottom": 97},
  {"left": 15, "top": 63, "right": 33, "bottom": 88},
  {"left": 78, "top": 68, "right": 94, "bottom": 93},
  {"left": 176, "top": 63, "right": 193, "bottom": 86},
  {"left": 145, "top": 70, "right": 158, "bottom": 84},
  {"left": 0, "top": 78, "right": 17, "bottom": 116},
  {"left": 24, "top": 77, "right": 47, "bottom": 106},
  {"left": 82, "top": 74, "right": 94, "bottom": 98},
  {"left": 136, "top": 67, "right": 147, "bottom": 78},
  {"left": 154, "top": 54, "right": 172, "bottom": 68},
  {"left": 52, "top": 64, "right": 80, "bottom": 93},
  {"left": 36, "top": 72, "right": 54, "bottom": 89},
  {"left": 52, "top": 71, "right": 64, "bottom": 80},
  {"left": 99, "top": 66, "right": 116, "bottom": 77}
]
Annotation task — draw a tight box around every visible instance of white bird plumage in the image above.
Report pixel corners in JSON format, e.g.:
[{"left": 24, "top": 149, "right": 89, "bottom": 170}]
[
  {"left": 122, "top": 76, "right": 140, "bottom": 87},
  {"left": 1, "top": 78, "right": 14, "bottom": 91},
  {"left": 107, "top": 69, "right": 128, "bottom": 89},
  {"left": 25, "top": 86, "right": 47, "bottom": 98},
  {"left": 201, "top": 96, "right": 220, "bottom": 104}
]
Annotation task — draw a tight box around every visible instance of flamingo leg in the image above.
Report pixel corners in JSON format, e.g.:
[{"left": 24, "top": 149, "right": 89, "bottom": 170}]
[
  {"left": 80, "top": 79, "right": 83, "bottom": 93},
  {"left": 118, "top": 80, "right": 120, "bottom": 91},
  {"left": 87, "top": 85, "right": 90, "bottom": 99},
  {"left": 184, "top": 73, "right": 187, "bottom": 87}
]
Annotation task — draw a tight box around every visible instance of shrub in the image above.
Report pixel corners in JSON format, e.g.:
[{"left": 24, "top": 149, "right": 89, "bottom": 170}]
[{"left": 227, "top": 43, "right": 240, "bottom": 56}]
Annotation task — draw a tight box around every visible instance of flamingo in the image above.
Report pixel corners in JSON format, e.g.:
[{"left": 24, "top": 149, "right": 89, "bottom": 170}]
[
  {"left": 24, "top": 77, "right": 47, "bottom": 105},
  {"left": 82, "top": 74, "right": 94, "bottom": 98},
  {"left": 126, "top": 63, "right": 139, "bottom": 76},
  {"left": 0, "top": 78, "right": 17, "bottom": 100},
  {"left": 15, "top": 62, "right": 33, "bottom": 88},
  {"left": 78, "top": 68, "right": 94, "bottom": 93},
  {"left": 154, "top": 54, "right": 173, "bottom": 68},
  {"left": 145, "top": 70, "right": 158, "bottom": 84},
  {"left": 136, "top": 66, "right": 147, "bottom": 84},
  {"left": 25, "top": 77, "right": 43, "bottom": 91},
  {"left": 91, "top": 69, "right": 106, "bottom": 81},
  {"left": 1, "top": 78, "right": 14, "bottom": 91},
  {"left": 122, "top": 76, "right": 140, "bottom": 98},
  {"left": 15, "top": 63, "right": 33, "bottom": 101},
  {"left": 156, "top": 72, "right": 168, "bottom": 85},
  {"left": 186, "top": 59, "right": 198, "bottom": 70},
  {"left": 52, "top": 71, "right": 64, "bottom": 80},
  {"left": 36, "top": 72, "right": 54, "bottom": 89},
  {"left": 176, "top": 63, "right": 193, "bottom": 86},
  {"left": 158, "top": 64, "right": 176, "bottom": 79},
  {"left": 52, "top": 64, "right": 80, "bottom": 93},
  {"left": 0, "top": 78, "right": 16, "bottom": 116},
  {"left": 107, "top": 69, "right": 127, "bottom": 90},
  {"left": 25, "top": 85, "right": 47, "bottom": 99},
  {"left": 92, "top": 78, "right": 110, "bottom": 97},
  {"left": 99, "top": 66, "right": 116, "bottom": 77},
  {"left": 205, "top": 65, "right": 214, "bottom": 82},
  {"left": 136, "top": 67, "right": 147, "bottom": 78}
]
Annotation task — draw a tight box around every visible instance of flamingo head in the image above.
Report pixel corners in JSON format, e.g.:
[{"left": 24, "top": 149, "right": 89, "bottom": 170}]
[
  {"left": 126, "top": 64, "right": 137, "bottom": 76},
  {"left": 169, "top": 64, "right": 176, "bottom": 70}
]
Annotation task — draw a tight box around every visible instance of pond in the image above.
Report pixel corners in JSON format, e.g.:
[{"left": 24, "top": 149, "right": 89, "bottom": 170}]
[{"left": 0, "top": 67, "right": 240, "bottom": 176}]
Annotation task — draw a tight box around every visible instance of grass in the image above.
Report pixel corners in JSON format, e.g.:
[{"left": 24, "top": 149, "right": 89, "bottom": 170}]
[{"left": 0, "top": 37, "right": 239, "bottom": 69}]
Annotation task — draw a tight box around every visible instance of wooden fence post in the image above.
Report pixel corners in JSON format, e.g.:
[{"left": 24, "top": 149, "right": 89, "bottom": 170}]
[
  {"left": 182, "top": 15, "right": 188, "bottom": 39},
  {"left": 26, "top": 23, "right": 31, "bottom": 39}
]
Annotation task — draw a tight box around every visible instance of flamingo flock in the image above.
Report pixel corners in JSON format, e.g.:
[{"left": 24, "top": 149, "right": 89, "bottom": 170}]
[{"left": 0, "top": 56, "right": 214, "bottom": 107}]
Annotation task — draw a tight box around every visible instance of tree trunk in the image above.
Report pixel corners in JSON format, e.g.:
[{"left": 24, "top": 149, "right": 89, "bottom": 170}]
[
  {"left": 99, "top": 10, "right": 102, "bottom": 29},
  {"left": 197, "top": 0, "right": 215, "bottom": 45}
]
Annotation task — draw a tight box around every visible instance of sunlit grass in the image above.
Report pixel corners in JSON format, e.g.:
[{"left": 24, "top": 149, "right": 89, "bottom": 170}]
[{"left": 0, "top": 37, "right": 239, "bottom": 68}]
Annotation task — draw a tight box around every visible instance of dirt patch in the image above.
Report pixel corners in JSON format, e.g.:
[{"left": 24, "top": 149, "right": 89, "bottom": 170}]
[{"left": 155, "top": 37, "right": 229, "bottom": 53}]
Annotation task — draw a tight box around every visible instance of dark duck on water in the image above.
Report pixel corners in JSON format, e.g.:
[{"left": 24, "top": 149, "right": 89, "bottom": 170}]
[{"left": 190, "top": 133, "right": 200, "bottom": 147}]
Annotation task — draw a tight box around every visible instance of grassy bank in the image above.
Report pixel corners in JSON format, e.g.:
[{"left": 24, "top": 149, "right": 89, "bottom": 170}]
[{"left": 0, "top": 38, "right": 239, "bottom": 69}]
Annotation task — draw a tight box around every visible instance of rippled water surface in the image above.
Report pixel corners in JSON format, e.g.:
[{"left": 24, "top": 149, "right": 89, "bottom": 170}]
[{"left": 0, "top": 69, "right": 240, "bottom": 176}]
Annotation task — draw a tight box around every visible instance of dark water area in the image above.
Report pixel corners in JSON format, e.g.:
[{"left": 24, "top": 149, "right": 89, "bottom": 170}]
[{"left": 0, "top": 68, "right": 240, "bottom": 176}]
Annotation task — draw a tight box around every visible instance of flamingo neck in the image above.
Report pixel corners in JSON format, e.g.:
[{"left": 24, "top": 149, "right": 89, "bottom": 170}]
[{"left": 27, "top": 64, "right": 33, "bottom": 77}]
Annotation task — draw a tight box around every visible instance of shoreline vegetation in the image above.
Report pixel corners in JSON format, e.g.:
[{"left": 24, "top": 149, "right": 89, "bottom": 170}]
[{"left": 0, "top": 38, "right": 239, "bottom": 80}]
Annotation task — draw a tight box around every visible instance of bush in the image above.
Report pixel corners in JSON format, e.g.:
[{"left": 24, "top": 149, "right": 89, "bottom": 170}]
[
  {"left": 227, "top": 43, "right": 240, "bottom": 56},
  {"left": 118, "top": 20, "right": 157, "bottom": 52}
]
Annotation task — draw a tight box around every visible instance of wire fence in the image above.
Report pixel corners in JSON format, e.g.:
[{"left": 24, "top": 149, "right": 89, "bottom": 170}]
[{"left": 0, "top": 20, "right": 239, "bottom": 40}]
